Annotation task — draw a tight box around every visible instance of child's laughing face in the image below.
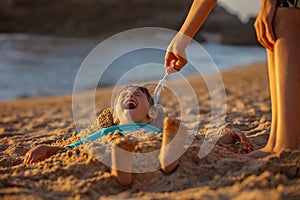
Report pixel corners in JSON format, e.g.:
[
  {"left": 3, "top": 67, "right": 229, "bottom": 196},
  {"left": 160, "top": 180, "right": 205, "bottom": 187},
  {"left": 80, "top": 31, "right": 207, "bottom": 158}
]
[{"left": 114, "top": 87, "right": 151, "bottom": 125}]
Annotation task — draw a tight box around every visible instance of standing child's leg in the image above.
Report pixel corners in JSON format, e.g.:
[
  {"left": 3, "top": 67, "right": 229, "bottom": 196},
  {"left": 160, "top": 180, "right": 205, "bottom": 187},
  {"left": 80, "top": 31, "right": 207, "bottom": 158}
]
[
  {"left": 159, "top": 117, "right": 187, "bottom": 174},
  {"left": 272, "top": 8, "right": 300, "bottom": 155},
  {"left": 248, "top": 50, "right": 278, "bottom": 158}
]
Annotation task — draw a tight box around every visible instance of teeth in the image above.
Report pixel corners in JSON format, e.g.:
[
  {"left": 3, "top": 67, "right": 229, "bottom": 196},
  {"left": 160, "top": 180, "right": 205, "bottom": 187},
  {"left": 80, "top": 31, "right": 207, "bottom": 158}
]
[
  {"left": 130, "top": 101, "right": 136, "bottom": 107},
  {"left": 124, "top": 100, "right": 137, "bottom": 109}
]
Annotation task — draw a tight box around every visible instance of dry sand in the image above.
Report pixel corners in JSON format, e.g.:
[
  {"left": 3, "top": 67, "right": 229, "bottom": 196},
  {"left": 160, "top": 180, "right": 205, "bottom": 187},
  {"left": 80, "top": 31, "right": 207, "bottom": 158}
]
[{"left": 1, "top": 62, "right": 300, "bottom": 200}]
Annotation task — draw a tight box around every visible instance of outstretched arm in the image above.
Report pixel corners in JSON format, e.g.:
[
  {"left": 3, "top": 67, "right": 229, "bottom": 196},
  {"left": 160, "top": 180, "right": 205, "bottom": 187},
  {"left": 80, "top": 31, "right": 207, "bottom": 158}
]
[
  {"left": 165, "top": 0, "right": 217, "bottom": 73},
  {"left": 23, "top": 145, "right": 66, "bottom": 165}
]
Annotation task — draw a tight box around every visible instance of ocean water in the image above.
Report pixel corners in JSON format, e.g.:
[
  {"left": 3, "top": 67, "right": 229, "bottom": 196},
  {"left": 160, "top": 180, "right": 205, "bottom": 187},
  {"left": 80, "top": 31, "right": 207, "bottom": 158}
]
[{"left": 0, "top": 33, "right": 266, "bottom": 102}]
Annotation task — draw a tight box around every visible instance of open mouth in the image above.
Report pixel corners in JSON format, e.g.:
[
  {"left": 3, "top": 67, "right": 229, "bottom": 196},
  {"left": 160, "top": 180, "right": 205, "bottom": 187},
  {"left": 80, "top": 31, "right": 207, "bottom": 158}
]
[{"left": 124, "top": 100, "right": 137, "bottom": 110}]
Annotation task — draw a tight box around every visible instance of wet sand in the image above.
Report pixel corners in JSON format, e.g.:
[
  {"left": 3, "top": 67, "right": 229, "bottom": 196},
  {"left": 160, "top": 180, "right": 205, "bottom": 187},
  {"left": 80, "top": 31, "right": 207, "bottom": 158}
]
[{"left": 1, "top": 62, "right": 300, "bottom": 199}]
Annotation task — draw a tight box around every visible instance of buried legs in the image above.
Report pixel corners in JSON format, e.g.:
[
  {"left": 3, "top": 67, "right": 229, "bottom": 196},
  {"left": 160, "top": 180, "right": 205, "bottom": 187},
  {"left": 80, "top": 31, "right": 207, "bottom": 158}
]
[{"left": 111, "top": 117, "right": 187, "bottom": 185}]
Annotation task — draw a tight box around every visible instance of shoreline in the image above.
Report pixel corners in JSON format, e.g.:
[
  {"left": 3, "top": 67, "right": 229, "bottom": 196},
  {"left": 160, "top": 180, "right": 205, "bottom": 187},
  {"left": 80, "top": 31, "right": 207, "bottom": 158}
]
[{"left": 0, "top": 60, "right": 266, "bottom": 104}]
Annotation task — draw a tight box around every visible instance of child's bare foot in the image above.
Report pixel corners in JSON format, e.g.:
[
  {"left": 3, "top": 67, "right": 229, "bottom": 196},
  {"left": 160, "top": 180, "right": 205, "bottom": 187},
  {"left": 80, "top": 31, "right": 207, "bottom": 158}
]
[
  {"left": 247, "top": 136, "right": 276, "bottom": 158},
  {"left": 249, "top": 139, "right": 299, "bottom": 158},
  {"left": 159, "top": 117, "right": 187, "bottom": 174},
  {"left": 111, "top": 136, "right": 137, "bottom": 186},
  {"left": 247, "top": 146, "right": 274, "bottom": 158}
]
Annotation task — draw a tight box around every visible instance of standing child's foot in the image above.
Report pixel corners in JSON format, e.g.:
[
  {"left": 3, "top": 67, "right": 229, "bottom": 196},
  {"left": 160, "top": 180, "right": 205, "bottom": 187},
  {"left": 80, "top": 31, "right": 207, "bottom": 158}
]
[
  {"left": 111, "top": 136, "right": 137, "bottom": 186},
  {"left": 247, "top": 147, "right": 274, "bottom": 158},
  {"left": 159, "top": 117, "right": 187, "bottom": 174},
  {"left": 247, "top": 133, "right": 276, "bottom": 158}
]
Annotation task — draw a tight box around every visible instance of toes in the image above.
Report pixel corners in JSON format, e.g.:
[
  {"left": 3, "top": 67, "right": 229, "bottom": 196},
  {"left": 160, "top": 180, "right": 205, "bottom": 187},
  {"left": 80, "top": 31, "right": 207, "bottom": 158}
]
[
  {"left": 163, "top": 117, "right": 173, "bottom": 126},
  {"left": 164, "top": 117, "right": 180, "bottom": 126},
  {"left": 247, "top": 150, "right": 273, "bottom": 159},
  {"left": 163, "top": 117, "right": 181, "bottom": 133}
]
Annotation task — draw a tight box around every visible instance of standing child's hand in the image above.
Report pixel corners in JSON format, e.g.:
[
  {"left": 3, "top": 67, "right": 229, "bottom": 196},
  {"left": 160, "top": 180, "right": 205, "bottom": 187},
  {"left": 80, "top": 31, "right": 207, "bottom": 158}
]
[
  {"left": 164, "top": 33, "right": 189, "bottom": 74},
  {"left": 164, "top": 49, "right": 187, "bottom": 74},
  {"left": 254, "top": 0, "right": 277, "bottom": 51},
  {"left": 23, "top": 145, "right": 64, "bottom": 165}
]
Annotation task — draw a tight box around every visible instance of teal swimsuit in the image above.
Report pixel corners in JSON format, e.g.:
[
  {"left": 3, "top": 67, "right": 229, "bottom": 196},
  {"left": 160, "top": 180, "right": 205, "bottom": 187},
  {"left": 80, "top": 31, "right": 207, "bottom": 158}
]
[{"left": 67, "top": 123, "right": 162, "bottom": 149}]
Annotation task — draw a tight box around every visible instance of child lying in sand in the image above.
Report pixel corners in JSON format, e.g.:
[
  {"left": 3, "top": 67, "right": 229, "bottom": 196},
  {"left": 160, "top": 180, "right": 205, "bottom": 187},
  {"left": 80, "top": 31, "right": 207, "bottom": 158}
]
[
  {"left": 24, "top": 84, "right": 253, "bottom": 186},
  {"left": 24, "top": 85, "right": 185, "bottom": 185}
]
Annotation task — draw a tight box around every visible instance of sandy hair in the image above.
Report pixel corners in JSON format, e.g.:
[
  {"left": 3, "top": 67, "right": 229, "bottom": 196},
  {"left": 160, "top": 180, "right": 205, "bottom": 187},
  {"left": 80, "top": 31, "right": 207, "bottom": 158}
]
[{"left": 113, "top": 84, "right": 154, "bottom": 109}]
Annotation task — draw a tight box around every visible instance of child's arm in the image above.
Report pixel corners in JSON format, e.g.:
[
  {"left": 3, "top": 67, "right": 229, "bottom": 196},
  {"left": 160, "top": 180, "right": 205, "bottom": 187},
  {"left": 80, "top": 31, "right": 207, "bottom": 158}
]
[
  {"left": 165, "top": 0, "right": 217, "bottom": 72},
  {"left": 23, "top": 144, "right": 67, "bottom": 165},
  {"left": 23, "top": 126, "right": 115, "bottom": 165}
]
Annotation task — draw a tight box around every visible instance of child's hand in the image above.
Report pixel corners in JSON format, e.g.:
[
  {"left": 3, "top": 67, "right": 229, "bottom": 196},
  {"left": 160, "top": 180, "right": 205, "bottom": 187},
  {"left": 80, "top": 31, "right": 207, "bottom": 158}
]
[
  {"left": 164, "top": 33, "right": 189, "bottom": 73},
  {"left": 164, "top": 50, "right": 187, "bottom": 74},
  {"left": 228, "top": 128, "right": 254, "bottom": 153},
  {"left": 219, "top": 128, "right": 254, "bottom": 153},
  {"left": 254, "top": 0, "right": 277, "bottom": 51},
  {"left": 23, "top": 145, "right": 63, "bottom": 165}
]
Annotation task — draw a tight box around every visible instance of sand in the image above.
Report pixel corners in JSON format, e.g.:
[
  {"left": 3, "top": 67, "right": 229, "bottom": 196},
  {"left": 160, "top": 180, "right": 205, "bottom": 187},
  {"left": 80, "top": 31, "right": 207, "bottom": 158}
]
[{"left": 1, "top": 62, "right": 300, "bottom": 200}]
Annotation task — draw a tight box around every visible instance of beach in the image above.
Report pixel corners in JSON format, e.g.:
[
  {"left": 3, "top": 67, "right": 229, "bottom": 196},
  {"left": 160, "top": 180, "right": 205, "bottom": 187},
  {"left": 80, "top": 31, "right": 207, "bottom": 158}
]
[{"left": 1, "top": 62, "right": 300, "bottom": 199}]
